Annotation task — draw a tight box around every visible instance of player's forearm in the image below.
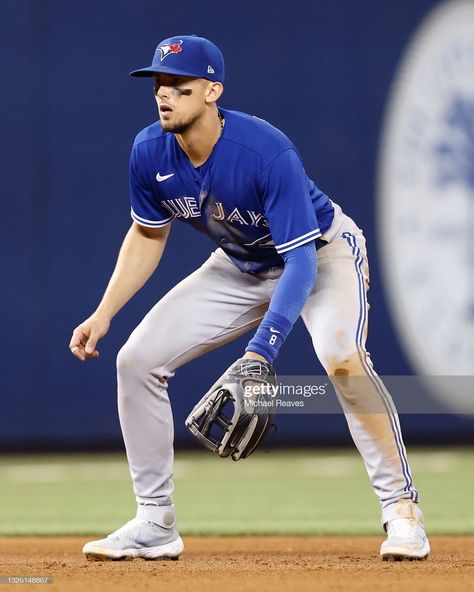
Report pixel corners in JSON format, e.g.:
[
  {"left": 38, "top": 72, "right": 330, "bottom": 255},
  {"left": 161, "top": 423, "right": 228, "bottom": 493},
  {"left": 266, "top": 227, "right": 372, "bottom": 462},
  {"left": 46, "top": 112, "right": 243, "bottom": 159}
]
[
  {"left": 246, "top": 242, "right": 317, "bottom": 362},
  {"left": 95, "top": 223, "right": 170, "bottom": 320}
]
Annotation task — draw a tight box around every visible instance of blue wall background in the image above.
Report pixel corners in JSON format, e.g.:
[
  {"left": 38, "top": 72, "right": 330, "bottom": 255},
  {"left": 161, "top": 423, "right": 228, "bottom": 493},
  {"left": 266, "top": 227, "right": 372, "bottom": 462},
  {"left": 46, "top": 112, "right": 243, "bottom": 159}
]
[{"left": 1, "top": 0, "right": 472, "bottom": 449}]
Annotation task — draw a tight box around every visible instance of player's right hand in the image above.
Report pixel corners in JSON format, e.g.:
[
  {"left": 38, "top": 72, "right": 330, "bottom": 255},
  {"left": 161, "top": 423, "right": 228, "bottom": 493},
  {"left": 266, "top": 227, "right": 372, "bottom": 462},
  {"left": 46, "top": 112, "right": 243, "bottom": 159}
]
[{"left": 69, "top": 314, "right": 111, "bottom": 361}]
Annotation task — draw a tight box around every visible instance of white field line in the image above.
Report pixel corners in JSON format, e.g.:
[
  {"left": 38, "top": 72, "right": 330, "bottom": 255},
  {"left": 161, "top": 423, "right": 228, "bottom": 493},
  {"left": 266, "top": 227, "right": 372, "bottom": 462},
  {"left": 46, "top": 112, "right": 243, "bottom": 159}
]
[
  {"left": 0, "top": 452, "right": 465, "bottom": 484},
  {"left": 294, "top": 458, "right": 362, "bottom": 476},
  {"left": 0, "top": 462, "right": 129, "bottom": 484},
  {"left": 295, "top": 452, "right": 466, "bottom": 476},
  {"left": 409, "top": 451, "right": 467, "bottom": 472},
  {"left": 0, "top": 523, "right": 122, "bottom": 532}
]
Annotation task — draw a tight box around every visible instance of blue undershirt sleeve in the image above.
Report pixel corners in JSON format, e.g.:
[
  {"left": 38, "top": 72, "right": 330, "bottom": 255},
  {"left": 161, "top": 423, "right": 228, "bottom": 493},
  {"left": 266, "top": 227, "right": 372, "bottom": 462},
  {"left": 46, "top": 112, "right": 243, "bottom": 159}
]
[{"left": 245, "top": 241, "right": 318, "bottom": 363}]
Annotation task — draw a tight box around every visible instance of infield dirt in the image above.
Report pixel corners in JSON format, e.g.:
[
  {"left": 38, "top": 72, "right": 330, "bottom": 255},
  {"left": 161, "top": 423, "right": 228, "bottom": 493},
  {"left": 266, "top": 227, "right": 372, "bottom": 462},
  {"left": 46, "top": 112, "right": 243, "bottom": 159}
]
[{"left": 0, "top": 536, "right": 472, "bottom": 592}]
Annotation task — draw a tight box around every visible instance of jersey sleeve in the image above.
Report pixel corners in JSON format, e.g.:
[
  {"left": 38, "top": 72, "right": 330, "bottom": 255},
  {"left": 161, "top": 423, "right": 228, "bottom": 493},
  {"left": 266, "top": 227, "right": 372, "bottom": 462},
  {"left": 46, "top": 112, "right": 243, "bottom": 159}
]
[
  {"left": 261, "top": 148, "right": 321, "bottom": 254},
  {"left": 129, "top": 143, "right": 175, "bottom": 228}
]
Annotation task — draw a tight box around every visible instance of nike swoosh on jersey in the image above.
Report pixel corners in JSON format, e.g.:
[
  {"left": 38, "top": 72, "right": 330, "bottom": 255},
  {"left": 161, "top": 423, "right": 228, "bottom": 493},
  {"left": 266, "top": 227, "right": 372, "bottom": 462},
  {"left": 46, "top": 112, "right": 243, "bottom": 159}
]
[
  {"left": 156, "top": 172, "right": 175, "bottom": 182},
  {"left": 269, "top": 327, "right": 281, "bottom": 334}
]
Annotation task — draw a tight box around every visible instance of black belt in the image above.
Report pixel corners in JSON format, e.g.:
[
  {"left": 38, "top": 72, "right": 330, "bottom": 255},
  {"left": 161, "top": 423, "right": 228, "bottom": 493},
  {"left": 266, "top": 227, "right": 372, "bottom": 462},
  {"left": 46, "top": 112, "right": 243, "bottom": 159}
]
[{"left": 315, "top": 237, "right": 328, "bottom": 250}]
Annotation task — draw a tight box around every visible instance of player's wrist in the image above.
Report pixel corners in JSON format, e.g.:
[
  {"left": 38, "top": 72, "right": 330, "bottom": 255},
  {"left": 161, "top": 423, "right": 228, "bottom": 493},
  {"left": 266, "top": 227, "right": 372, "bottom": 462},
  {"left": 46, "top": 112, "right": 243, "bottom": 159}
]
[
  {"left": 242, "top": 351, "right": 268, "bottom": 362},
  {"left": 93, "top": 306, "right": 114, "bottom": 323}
]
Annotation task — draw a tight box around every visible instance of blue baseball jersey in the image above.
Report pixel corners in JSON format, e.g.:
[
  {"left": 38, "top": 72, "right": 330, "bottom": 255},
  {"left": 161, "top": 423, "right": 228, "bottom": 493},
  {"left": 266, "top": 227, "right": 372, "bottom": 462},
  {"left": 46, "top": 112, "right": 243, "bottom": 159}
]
[{"left": 129, "top": 108, "right": 334, "bottom": 273}]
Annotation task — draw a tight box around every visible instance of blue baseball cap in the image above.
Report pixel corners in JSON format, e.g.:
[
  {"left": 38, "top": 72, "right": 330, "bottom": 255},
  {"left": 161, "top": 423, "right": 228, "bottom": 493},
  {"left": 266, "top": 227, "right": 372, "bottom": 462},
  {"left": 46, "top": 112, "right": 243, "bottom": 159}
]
[{"left": 130, "top": 35, "right": 225, "bottom": 83}]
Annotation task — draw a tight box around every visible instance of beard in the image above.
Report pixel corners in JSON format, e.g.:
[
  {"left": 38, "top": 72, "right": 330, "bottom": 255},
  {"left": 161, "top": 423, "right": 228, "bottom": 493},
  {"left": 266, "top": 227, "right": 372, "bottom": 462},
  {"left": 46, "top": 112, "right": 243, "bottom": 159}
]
[{"left": 160, "top": 111, "right": 201, "bottom": 134}]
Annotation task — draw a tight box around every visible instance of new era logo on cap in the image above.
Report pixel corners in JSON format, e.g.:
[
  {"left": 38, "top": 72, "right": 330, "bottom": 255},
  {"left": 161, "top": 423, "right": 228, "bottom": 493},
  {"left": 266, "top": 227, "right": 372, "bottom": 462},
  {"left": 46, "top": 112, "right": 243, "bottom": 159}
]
[
  {"left": 207, "top": 65, "right": 215, "bottom": 74},
  {"left": 158, "top": 40, "right": 183, "bottom": 61}
]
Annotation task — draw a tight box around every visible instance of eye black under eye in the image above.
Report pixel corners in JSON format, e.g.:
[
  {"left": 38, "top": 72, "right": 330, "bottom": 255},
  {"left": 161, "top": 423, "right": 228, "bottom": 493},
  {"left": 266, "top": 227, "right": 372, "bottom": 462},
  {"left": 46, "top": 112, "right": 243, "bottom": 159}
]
[{"left": 154, "top": 77, "right": 186, "bottom": 91}]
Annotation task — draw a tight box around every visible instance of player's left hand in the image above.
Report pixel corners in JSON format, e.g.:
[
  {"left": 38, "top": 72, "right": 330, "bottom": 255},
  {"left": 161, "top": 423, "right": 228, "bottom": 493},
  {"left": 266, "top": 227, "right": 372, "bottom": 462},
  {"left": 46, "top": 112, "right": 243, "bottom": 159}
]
[{"left": 185, "top": 356, "right": 277, "bottom": 461}]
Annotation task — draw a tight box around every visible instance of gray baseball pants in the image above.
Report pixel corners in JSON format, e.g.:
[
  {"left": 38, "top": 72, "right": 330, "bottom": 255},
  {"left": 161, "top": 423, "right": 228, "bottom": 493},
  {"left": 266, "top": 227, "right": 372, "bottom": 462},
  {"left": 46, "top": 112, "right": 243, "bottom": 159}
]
[{"left": 117, "top": 207, "right": 419, "bottom": 520}]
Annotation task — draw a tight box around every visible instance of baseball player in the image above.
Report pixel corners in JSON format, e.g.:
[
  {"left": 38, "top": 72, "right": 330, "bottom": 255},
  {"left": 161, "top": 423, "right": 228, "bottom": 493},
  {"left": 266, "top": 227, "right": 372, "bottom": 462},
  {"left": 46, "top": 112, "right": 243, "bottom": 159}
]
[{"left": 70, "top": 35, "right": 429, "bottom": 561}]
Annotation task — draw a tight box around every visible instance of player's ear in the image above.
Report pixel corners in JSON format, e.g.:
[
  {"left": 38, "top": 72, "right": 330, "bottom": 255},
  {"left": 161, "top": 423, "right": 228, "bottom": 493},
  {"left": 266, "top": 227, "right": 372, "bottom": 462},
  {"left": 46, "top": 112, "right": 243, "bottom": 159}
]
[{"left": 205, "top": 81, "right": 224, "bottom": 104}]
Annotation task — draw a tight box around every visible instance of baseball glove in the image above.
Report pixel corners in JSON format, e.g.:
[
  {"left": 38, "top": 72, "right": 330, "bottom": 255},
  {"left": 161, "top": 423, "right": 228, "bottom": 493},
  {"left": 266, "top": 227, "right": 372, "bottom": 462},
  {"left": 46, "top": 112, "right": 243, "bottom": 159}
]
[{"left": 185, "top": 357, "right": 277, "bottom": 461}]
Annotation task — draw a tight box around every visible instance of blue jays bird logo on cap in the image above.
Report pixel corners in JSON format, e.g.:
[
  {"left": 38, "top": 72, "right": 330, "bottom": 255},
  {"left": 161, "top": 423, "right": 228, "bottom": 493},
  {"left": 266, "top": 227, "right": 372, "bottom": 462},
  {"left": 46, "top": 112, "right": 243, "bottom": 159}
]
[{"left": 158, "top": 40, "right": 183, "bottom": 61}]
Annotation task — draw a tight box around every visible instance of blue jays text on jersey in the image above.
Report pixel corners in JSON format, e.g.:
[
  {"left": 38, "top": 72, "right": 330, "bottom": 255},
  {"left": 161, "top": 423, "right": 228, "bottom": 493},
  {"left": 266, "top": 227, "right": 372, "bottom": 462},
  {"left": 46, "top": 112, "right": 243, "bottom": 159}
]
[{"left": 129, "top": 108, "right": 335, "bottom": 273}]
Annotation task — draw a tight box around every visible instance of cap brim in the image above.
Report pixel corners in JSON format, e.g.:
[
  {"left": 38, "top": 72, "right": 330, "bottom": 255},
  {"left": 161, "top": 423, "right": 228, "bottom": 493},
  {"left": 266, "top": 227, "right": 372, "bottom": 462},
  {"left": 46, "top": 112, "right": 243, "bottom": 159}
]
[{"left": 129, "top": 65, "right": 203, "bottom": 78}]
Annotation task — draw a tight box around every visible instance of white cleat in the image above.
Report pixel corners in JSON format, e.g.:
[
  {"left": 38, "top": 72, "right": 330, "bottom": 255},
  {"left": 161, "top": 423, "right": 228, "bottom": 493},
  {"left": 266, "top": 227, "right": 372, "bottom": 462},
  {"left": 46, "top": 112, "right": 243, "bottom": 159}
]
[
  {"left": 380, "top": 499, "right": 430, "bottom": 561},
  {"left": 83, "top": 503, "right": 184, "bottom": 561}
]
